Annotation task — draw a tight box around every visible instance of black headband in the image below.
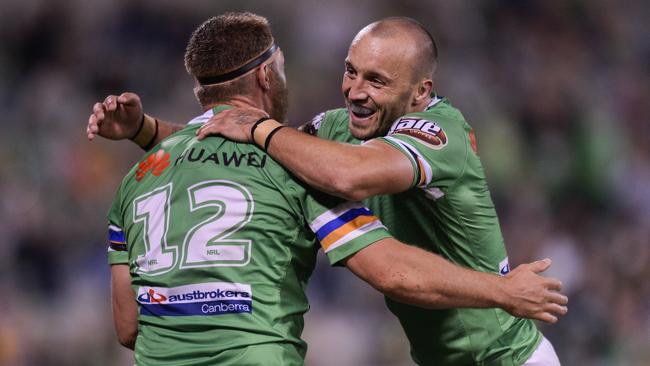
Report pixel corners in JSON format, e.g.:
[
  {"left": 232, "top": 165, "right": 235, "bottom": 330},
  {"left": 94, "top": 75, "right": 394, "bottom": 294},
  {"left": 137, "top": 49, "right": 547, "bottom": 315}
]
[{"left": 197, "top": 43, "right": 279, "bottom": 86}]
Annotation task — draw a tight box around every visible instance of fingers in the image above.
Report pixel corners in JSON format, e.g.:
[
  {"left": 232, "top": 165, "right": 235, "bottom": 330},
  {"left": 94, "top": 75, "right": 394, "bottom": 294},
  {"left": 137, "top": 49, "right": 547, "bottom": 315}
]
[
  {"left": 103, "top": 95, "right": 119, "bottom": 112},
  {"left": 118, "top": 92, "right": 141, "bottom": 106},
  {"left": 545, "top": 278, "right": 563, "bottom": 292},
  {"left": 92, "top": 102, "right": 105, "bottom": 121},
  {"left": 546, "top": 291, "right": 568, "bottom": 306},
  {"left": 87, "top": 113, "right": 99, "bottom": 140},
  {"left": 196, "top": 120, "right": 219, "bottom": 140},
  {"left": 545, "top": 302, "right": 568, "bottom": 317},
  {"left": 528, "top": 258, "right": 552, "bottom": 273},
  {"left": 196, "top": 110, "right": 232, "bottom": 140},
  {"left": 88, "top": 103, "right": 106, "bottom": 141},
  {"left": 535, "top": 312, "right": 558, "bottom": 324}
]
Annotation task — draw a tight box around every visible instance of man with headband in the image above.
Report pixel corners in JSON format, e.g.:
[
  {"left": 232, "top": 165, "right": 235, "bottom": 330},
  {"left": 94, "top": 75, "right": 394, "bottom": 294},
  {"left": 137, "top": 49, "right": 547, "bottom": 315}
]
[{"left": 95, "top": 13, "right": 567, "bottom": 366}]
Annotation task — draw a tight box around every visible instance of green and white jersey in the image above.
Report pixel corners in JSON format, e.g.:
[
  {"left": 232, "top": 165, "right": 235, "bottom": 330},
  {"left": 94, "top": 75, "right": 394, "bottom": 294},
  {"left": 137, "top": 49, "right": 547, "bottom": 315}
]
[
  {"left": 305, "top": 97, "right": 541, "bottom": 366},
  {"left": 107, "top": 106, "right": 390, "bottom": 366}
]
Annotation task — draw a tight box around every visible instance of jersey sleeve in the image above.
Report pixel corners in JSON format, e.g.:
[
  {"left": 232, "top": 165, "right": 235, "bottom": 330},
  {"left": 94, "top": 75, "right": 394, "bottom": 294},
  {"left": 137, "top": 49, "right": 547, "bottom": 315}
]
[
  {"left": 300, "top": 190, "right": 391, "bottom": 265},
  {"left": 298, "top": 112, "right": 325, "bottom": 136},
  {"left": 376, "top": 114, "right": 468, "bottom": 191},
  {"left": 298, "top": 109, "right": 351, "bottom": 142},
  {"left": 107, "top": 188, "right": 129, "bottom": 265}
]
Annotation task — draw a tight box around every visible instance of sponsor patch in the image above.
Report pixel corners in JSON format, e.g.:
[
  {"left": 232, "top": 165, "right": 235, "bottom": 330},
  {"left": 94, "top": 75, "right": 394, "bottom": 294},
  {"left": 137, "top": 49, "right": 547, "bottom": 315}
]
[
  {"left": 136, "top": 149, "right": 171, "bottom": 182},
  {"left": 499, "top": 257, "right": 510, "bottom": 276},
  {"left": 388, "top": 118, "right": 448, "bottom": 150},
  {"left": 137, "top": 282, "right": 252, "bottom": 316},
  {"left": 468, "top": 129, "right": 478, "bottom": 154}
]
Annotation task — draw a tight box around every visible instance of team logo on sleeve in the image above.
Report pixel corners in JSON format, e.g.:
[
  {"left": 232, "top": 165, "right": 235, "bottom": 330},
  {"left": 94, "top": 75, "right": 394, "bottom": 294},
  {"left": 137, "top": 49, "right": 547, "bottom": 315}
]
[
  {"left": 300, "top": 112, "right": 325, "bottom": 135},
  {"left": 388, "top": 118, "right": 448, "bottom": 150},
  {"left": 499, "top": 257, "right": 510, "bottom": 276}
]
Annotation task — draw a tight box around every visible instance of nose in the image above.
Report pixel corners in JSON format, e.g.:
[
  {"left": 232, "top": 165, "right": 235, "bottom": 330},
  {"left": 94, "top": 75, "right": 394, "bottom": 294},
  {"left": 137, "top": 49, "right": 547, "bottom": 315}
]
[{"left": 344, "top": 78, "right": 368, "bottom": 102}]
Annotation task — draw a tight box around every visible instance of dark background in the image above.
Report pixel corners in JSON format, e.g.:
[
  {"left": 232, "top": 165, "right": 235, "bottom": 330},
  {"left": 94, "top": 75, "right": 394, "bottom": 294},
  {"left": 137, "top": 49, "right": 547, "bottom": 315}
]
[{"left": 0, "top": 0, "right": 648, "bottom": 364}]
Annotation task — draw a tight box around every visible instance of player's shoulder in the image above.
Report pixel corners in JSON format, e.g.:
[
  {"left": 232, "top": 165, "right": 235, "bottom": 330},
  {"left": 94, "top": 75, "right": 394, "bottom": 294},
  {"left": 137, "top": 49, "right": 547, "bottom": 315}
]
[
  {"left": 301, "top": 108, "right": 348, "bottom": 136},
  {"left": 386, "top": 97, "right": 470, "bottom": 149},
  {"left": 404, "top": 97, "right": 467, "bottom": 127},
  {"left": 425, "top": 97, "right": 466, "bottom": 122}
]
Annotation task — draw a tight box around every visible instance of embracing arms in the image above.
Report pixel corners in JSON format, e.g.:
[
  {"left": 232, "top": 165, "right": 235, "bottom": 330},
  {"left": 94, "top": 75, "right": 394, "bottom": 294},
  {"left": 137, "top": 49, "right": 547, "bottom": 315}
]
[
  {"left": 86, "top": 94, "right": 411, "bottom": 201},
  {"left": 345, "top": 238, "right": 567, "bottom": 323}
]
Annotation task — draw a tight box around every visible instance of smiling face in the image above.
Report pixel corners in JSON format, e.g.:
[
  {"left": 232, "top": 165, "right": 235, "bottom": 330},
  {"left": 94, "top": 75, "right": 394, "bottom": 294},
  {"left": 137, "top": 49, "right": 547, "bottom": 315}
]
[{"left": 342, "top": 27, "right": 432, "bottom": 140}]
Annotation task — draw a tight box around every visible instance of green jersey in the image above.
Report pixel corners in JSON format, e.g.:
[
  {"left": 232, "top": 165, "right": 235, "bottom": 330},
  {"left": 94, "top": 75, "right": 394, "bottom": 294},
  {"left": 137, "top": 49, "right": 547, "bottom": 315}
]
[
  {"left": 306, "top": 97, "right": 541, "bottom": 365},
  {"left": 107, "top": 106, "right": 390, "bottom": 366}
]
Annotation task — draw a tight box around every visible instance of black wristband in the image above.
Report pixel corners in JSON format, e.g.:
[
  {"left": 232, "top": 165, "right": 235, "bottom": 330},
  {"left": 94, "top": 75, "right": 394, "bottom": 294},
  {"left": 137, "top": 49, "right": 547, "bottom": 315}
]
[
  {"left": 142, "top": 118, "right": 159, "bottom": 151},
  {"left": 264, "top": 125, "right": 285, "bottom": 151},
  {"left": 130, "top": 113, "right": 146, "bottom": 140},
  {"left": 250, "top": 117, "right": 272, "bottom": 142}
]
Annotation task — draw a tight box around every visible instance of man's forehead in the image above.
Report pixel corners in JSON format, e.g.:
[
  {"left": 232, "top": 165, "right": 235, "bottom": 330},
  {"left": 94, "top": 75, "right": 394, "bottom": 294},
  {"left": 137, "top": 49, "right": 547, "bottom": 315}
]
[{"left": 348, "top": 35, "right": 414, "bottom": 74}]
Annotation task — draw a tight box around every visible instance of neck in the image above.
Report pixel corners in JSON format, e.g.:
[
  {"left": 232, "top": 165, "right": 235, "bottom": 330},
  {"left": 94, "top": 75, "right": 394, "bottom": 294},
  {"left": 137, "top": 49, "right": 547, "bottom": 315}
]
[
  {"left": 202, "top": 95, "right": 263, "bottom": 111},
  {"left": 406, "top": 95, "right": 433, "bottom": 115}
]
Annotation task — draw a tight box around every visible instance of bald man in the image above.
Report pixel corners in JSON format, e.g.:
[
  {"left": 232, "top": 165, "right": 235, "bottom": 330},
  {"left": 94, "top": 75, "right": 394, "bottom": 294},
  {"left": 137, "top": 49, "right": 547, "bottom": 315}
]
[
  {"left": 88, "top": 17, "right": 564, "bottom": 366},
  {"left": 202, "top": 17, "right": 563, "bottom": 366}
]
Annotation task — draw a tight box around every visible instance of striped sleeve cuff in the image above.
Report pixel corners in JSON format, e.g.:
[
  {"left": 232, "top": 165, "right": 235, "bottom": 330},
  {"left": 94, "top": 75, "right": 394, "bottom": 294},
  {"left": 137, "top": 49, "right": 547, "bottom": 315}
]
[
  {"left": 309, "top": 202, "right": 391, "bottom": 265},
  {"left": 379, "top": 136, "right": 433, "bottom": 188},
  {"left": 108, "top": 224, "right": 128, "bottom": 265}
]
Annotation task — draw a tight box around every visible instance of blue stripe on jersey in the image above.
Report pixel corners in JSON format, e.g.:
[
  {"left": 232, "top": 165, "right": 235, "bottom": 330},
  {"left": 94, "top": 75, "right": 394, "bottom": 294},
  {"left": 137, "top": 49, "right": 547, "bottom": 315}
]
[
  {"left": 109, "top": 227, "right": 126, "bottom": 244},
  {"left": 140, "top": 300, "right": 252, "bottom": 317},
  {"left": 315, "top": 207, "right": 374, "bottom": 242}
]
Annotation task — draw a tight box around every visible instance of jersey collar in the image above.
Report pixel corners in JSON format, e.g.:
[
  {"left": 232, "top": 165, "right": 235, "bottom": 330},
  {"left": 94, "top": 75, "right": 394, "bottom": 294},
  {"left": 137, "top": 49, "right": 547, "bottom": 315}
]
[
  {"left": 186, "top": 105, "right": 233, "bottom": 125},
  {"left": 425, "top": 93, "right": 443, "bottom": 110}
]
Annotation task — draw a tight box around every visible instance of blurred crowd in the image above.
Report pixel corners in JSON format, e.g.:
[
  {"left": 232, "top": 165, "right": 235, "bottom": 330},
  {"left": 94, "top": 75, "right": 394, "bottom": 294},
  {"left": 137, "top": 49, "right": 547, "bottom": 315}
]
[{"left": 0, "top": 0, "right": 647, "bottom": 365}]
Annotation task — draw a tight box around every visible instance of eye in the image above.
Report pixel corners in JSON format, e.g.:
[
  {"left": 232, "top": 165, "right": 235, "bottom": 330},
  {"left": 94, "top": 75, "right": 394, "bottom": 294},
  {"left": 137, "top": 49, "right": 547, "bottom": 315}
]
[
  {"left": 370, "top": 77, "right": 385, "bottom": 87},
  {"left": 345, "top": 64, "right": 356, "bottom": 77}
]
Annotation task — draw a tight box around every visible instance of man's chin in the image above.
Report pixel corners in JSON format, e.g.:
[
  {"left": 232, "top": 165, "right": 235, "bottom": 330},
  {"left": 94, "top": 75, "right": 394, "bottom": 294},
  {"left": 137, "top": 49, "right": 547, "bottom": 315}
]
[{"left": 348, "top": 120, "right": 376, "bottom": 140}]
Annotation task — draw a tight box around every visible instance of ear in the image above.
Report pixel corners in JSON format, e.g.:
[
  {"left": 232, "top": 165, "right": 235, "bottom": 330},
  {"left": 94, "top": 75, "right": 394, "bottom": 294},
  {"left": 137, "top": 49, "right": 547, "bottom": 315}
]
[
  {"left": 256, "top": 64, "right": 272, "bottom": 91},
  {"left": 413, "top": 79, "right": 433, "bottom": 106}
]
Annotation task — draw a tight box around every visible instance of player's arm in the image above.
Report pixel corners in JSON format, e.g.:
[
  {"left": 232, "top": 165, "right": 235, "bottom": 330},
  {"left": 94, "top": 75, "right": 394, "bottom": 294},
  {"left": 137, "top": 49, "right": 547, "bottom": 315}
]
[
  {"left": 344, "top": 238, "right": 568, "bottom": 323},
  {"left": 197, "top": 108, "right": 413, "bottom": 201},
  {"left": 86, "top": 93, "right": 182, "bottom": 151},
  {"left": 111, "top": 264, "right": 138, "bottom": 350},
  {"left": 301, "top": 197, "right": 567, "bottom": 323}
]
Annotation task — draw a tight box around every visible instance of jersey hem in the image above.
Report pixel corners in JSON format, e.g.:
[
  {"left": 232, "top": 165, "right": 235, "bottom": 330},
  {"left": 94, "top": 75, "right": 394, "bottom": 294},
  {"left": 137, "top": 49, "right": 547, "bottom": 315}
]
[{"left": 515, "top": 330, "right": 543, "bottom": 365}]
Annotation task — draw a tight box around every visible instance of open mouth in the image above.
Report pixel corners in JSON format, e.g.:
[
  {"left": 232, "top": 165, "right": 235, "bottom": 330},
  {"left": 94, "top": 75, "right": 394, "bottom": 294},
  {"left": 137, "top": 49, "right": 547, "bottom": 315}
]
[{"left": 349, "top": 103, "right": 376, "bottom": 120}]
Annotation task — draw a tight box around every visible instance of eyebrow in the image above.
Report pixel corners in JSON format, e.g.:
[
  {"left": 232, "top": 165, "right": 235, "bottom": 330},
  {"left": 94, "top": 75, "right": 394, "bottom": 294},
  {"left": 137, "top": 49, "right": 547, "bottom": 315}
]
[
  {"left": 365, "top": 70, "right": 389, "bottom": 82},
  {"left": 346, "top": 60, "right": 390, "bottom": 80}
]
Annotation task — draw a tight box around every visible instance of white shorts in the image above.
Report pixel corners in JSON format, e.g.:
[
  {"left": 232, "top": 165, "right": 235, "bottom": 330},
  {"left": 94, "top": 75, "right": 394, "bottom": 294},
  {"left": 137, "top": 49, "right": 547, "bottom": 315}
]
[{"left": 522, "top": 336, "right": 560, "bottom": 365}]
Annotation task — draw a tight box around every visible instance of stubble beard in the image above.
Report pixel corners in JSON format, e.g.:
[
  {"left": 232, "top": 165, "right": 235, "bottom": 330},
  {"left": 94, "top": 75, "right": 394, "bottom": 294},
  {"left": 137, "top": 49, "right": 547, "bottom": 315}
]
[{"left": 269, "top": 70, "right": 288, "bottom": 123}]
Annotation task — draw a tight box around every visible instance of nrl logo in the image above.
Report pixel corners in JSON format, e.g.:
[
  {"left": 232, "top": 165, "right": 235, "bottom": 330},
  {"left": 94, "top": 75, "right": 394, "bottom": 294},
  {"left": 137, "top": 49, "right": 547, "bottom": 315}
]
[{"left": 389, "top": 118, "right": 448, "bottom": 150}]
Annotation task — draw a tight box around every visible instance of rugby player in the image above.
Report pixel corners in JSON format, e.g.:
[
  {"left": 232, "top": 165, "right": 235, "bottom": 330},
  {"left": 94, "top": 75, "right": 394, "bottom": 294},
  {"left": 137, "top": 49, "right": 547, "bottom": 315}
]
[{"left": 91, "top": 14, "right": 567, "bottom": 366}]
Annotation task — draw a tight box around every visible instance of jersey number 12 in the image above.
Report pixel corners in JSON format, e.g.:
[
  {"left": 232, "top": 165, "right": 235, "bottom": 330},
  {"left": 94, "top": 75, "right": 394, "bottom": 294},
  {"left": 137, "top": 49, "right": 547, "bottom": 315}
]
[{"left": 132, "top": 180, "right": 254, "bottom": 275}]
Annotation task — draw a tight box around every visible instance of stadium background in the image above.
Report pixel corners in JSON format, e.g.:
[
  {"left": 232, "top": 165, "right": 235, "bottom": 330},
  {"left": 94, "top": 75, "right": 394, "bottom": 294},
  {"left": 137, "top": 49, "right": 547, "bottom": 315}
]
[{"left": 1, "top": 0, "right": 648, "bottom": 365}]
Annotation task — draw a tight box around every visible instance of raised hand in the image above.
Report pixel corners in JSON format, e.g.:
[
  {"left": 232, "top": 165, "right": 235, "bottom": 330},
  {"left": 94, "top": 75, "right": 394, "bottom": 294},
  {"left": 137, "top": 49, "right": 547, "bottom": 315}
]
[
  {"left": 196, "top": 107, "right": 269, "bottom": 142},
  {"left": 502, "top": 258, "right": 568, "bottom": 323},
  {"left": 87, "top": 92, "right": 144, "bottom": 141}
]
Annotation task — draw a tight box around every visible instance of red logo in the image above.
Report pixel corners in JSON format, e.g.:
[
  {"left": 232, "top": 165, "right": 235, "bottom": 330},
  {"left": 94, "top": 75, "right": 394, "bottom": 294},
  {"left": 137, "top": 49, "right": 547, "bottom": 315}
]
[
  {"left": 137, "top": 289, "right": 167, "bottom": 303},
  {"left": 468, "top": 129, "right": 478, "bottom": 154},
  {"left": 136, "top": 149, "right": 171, "bottom": 182}
]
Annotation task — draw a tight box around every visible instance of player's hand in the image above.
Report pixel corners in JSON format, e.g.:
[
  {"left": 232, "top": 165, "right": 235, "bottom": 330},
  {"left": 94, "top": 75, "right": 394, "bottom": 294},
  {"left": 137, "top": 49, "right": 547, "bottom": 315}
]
[
  {"left": 196, "top": 107, "right": 269, "bottom": 142},
  {"left": 501, "top": 258, "right": 568, "bottom": 323},
  {"left": 87, "top": 92, "right": 144, "bottom": 141}
]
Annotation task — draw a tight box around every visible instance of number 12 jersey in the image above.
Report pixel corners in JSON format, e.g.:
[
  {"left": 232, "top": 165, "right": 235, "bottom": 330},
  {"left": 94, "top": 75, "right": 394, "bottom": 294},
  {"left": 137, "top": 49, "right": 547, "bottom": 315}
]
[{"left": 107, "top": 106, "right": 390, "bottom": 365}]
